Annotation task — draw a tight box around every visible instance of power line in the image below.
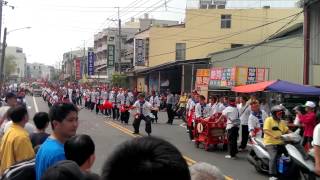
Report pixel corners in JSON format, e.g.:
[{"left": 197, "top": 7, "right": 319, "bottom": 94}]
[{"left": 147, "top": 11, "right": 303, "bottom": 58}]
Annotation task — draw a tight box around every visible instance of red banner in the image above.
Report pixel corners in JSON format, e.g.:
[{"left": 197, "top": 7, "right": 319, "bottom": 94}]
[{"left": 75, "top": 58, "right": 81, "bottom": 80}]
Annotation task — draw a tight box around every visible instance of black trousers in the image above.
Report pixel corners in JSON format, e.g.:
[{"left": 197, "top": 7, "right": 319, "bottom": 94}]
[
  {"left": 91, "top": 102, "right": 95, "bottom": 111},
  {"left": 151, "top": 110, "right": 158, "bottom": 123},
  {"left": 302, "top": 136, "right": 313, "bottom": 147},
  {"left": 133, "top": 115, "right": 152, "bottom": 134},
  {"left": 227, "top": 126, "right": 239, "bottom": 157},
  {"left": 96, "top": 103, "right": 100, "bottom": 114},
  {"left": 120, "top": 111, "right": 130, "bottom": 124},
  {"left": 188, "top": 125, "right": 194, "bottom": 140},
  {"left": 239, "top": 125, "right": 249, "bottom": 149},
  {"left": 166, "top": 104, "right": 174, "bottom": 123},
  {"left": 112, "top": 107, "right": 120, "bottom": 120}
]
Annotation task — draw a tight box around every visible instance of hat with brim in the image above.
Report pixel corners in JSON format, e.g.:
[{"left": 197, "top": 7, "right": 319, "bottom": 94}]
[{"left": 305, "top": 101, "right": 316, "bottom": 108}]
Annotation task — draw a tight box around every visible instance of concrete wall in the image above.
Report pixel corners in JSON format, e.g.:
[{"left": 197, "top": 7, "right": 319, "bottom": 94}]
[{"left": 209, "top": 34, "right": 304, "bottom": 84}]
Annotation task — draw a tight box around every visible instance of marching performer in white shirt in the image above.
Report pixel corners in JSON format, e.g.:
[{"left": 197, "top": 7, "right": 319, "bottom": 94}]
[
  {"left": 132, "top": 93, "right": 153, "bottom": 136},
  {"left": 149, "top": 91, "right": 160, "bottom": 123}
]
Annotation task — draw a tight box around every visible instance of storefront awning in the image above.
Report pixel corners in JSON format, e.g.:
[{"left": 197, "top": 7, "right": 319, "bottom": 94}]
[
  {"left": 135, "top": 58, "right": 210, "bottom": 75},
  {"left": 232, "top": 80, "right": 320, "bottom": 96}
]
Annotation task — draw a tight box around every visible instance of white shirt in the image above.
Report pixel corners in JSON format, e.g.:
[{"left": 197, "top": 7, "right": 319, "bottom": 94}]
[
  {"left": 149, "top": 96, "right": 160, "bottom": 108},
  {"left": 118, "top": 93, "right": 130, "bottom": 105},
  {"left": 248, "top": 110, "right": 268, "bottom": 138},
  {"left": 217, "top": 103, "right": 227, "bottom": 113},
  {"left": 132, "top": 100, "right": 152, "bottom": 117},
  {"left": 313, "top": 124, "right": 320, "bottom": 146},
  {"left": 222, "top": 106, "right": 240, "bottom": 130},
  {"left": 195, "top": 103, "right": 211, "bottom": 118},
  {"left": 208, "top": 102, "right": 219, "bottom": 116},
  {"left": 237, "top": 103, "right": 251, "bottom": 125}
]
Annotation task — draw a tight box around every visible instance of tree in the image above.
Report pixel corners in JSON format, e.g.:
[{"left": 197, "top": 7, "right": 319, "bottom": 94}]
[
  {"left": 112, "top": 73, "right": 128, "bottom": 88},
  {"left": 4, "top": 55, "right": 17, "bottom": 76}
]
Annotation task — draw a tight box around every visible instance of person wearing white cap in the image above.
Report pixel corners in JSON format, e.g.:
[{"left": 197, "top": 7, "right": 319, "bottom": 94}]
[{"left": 297, "top": 101, "right": 317, "bottom": 148}]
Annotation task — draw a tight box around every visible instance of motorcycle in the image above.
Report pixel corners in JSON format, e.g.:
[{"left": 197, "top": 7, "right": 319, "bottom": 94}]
[
  {"left": 286, "top": 144, "right": 320, "bottom": 180},
  {"left": 248, "top": 131, "right": 301, "bottom": 179}
]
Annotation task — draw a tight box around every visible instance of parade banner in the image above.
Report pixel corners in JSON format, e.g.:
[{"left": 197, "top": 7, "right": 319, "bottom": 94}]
[
  {"left": 107, "top": 45, "right": 115, "bottom": 67},
  {"left": 75, "top": 58, "right": 81, "bottom": 80},
  {"left": 135, "top": 39, "right": 145, "bottom": 66},
  {"left": 88, "top": 51, "right": 95, "bottom": 76}
]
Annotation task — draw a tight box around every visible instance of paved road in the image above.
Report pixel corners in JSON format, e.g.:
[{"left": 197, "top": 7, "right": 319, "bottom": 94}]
[{"left": 26, "top": 96, "right": 267, "bottom": 180}]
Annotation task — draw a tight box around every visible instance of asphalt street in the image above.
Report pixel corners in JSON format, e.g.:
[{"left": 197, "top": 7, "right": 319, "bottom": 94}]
[{"left": 26, "top": 96, "right": 267, "bottom": 180}]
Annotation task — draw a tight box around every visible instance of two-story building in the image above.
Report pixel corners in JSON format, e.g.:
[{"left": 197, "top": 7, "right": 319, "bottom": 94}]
[{"left": 132, "top": 7, "right": 303, "bottom": 93}]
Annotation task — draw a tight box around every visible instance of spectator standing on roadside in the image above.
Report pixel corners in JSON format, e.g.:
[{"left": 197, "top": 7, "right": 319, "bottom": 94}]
[
  {"left": 238, "top": 96, "right": 251, "bottom": 151},
  {"left": 189, "top": 162, "right": 225, "bottom": 180},
  {"left": 64, "top": 134, "right": 100, "bottom": 180},
  {"left": 29, "top": 112, "right": 50, "bottom": 149},
  {"left": 0, "top": 106, "right": 35, "bottom": 174},
  {"left": 35, "top": 103, "right": 79, "bottom": 180},
  {"left": 166, "top": 90, "right": 175, "bottom": 125},
  {"left": 101, "top": 137, "right": 190, "bottom": 180}
]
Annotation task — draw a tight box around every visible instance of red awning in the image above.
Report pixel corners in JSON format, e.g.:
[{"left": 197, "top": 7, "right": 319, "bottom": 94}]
[{"left": 232, "top": 80, "right": 276, "bottom": 93}]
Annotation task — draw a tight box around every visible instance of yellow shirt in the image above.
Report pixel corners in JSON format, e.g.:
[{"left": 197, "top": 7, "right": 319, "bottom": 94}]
[
  {"left": 0, "top": 123, "right": 35, "bottom": 174},
  {"left": 179, "top": 96, "right": 188, "bottom": 108},
  {"left": 263, "top": 117, "right": 289, "bottom": 145}
]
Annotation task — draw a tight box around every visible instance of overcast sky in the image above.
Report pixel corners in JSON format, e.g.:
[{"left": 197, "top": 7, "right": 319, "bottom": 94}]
[{"left": 3, "top": 0, "right": 297, "bottom": 67}]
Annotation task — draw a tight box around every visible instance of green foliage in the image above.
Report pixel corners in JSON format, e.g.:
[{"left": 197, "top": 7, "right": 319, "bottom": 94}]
[
  {"left": 4, "top": 55, "right": 17, "bottom": 76},
  {"left": 112, "top": 73, "right": 128, "bottom": 88}
]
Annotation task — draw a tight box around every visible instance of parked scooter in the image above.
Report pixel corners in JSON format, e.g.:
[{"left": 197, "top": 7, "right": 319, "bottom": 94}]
[
  {"left": 248, "top": 131, "right": 301, "bottom": 179},
  {"left": 286, "top": 144, "right": 320, "bottom": 180}
]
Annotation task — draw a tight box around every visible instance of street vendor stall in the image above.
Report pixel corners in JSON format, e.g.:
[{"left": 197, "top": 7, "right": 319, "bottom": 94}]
[
  {"left": 232, "top": 80, "right": 320, "bottom": 96},
  {"left": 232, "top": 80, "right": 320, "bottom": 122}
]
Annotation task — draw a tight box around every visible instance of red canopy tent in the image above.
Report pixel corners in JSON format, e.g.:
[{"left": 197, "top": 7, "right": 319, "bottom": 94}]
[{"left": 232, "top": 80, "right": 320, "bottom": 96}]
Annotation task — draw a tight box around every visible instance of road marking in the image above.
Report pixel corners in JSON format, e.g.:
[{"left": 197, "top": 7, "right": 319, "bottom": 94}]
[
  {"left": 104, "top": 120, "right": 197, "bottom": 166},
  {"left": 32, "top": 96, "right": 39, "bottom": 113}
]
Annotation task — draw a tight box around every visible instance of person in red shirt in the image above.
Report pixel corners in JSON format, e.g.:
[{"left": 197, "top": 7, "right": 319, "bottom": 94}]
[{"left": 298, "top": 101, "right": 317, "bottom": 148}]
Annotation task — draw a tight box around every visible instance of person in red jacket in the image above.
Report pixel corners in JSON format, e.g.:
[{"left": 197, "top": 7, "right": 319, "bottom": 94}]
[{"left": 298, "top": 101, "right": 317, "bottom": 148}]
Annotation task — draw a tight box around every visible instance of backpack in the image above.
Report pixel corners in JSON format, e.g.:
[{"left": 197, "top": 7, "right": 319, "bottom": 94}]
[{"left": 0, "top": 158, "right": 35, "bottom": 180}]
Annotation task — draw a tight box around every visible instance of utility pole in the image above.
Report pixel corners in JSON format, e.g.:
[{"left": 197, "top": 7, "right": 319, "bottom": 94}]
[
  {"left": 117, "top": 7, "right": 122, "bottom": 74},
  {"left": 0, "top": 1, "right": 3, "bottom": 51},
  {"left": 0, "top": 28, "right": 7, "bottom": 85}
]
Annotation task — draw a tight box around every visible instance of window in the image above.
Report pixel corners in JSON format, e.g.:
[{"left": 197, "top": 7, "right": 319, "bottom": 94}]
[
  {"left": 221, "top": 14, "right": 231, "bottom": 29},
  {"left": 109, "top": 37, "right": 114, "bottom": 41},
  {"left": 176, "top": 43, "right": 186, "bottom": 60},
  {"left": 231, "top": 44, "right": 244, "bottom": 48}
]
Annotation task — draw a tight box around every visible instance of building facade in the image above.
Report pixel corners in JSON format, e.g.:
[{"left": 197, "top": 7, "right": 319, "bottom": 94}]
[
  {"left": 133, "top": 8, "right": 303, "bottom": 68},
  {"left": 26, "top": 63, "right": 55, "bottom": 81},
  {"left": 93, "top": 15, "right": 180, "bottom": 82},
  {"left": 304, "top": 0, "right": 320, "bottom": 85},
  {"left": 62, "top": 49, "right": 88, "bottom": 81},
  {"left": 5, "top": 46, "right": 27, "bottom": 82}
]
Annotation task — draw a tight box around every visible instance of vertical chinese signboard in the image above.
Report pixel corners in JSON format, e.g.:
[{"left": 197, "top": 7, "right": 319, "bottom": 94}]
[
  {"left": 196, "top": 69, "right": 210, "bottom": 99},
  {"left": 88, "top": 51, "right": 95, "bottom": 76},
  {"left": 107, "top": 45, "right": 115, "bottom": 67},
  {"left": 247, "top": 67, "right": 257, "bottom": 84},
  {"left": 74, "top": 58, "right": 81, "bottom": 80},
  {"left": 135, "top": 39, "right": 145, "bottom": 66}
]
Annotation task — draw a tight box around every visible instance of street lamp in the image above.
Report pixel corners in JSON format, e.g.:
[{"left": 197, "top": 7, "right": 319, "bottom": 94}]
[{"left": 0, "top": 26, "right": 31, "bottom": 90}]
